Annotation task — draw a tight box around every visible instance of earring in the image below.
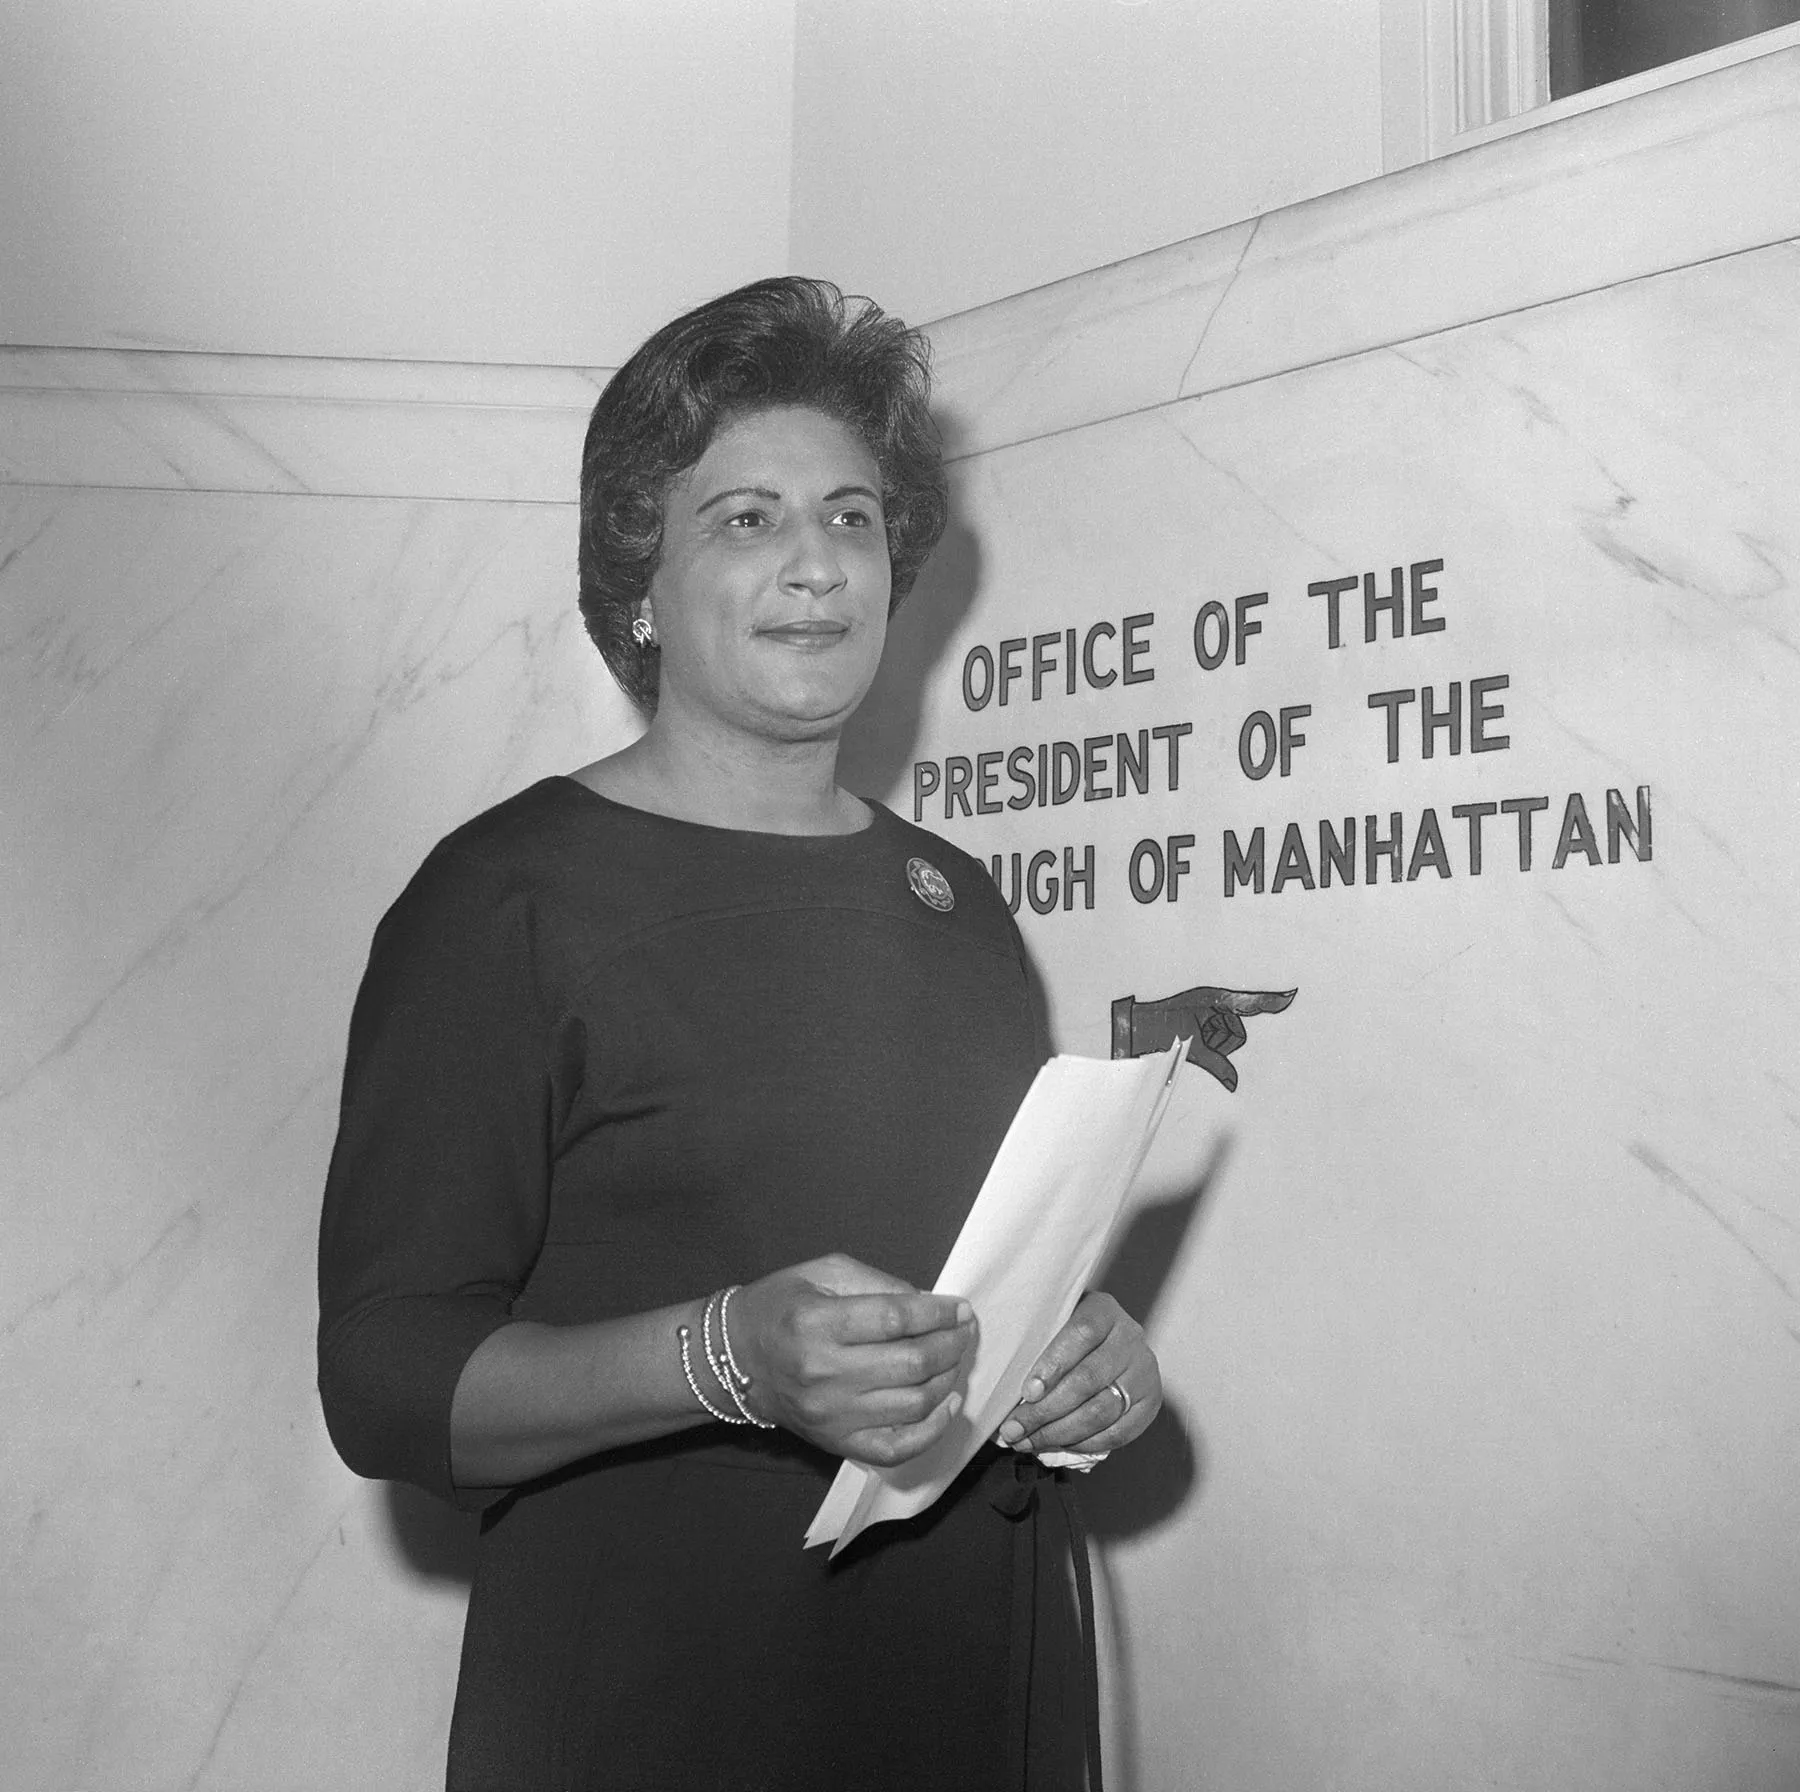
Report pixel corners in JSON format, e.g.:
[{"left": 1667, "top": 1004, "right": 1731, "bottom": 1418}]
[{"left": 631, "top": 616, "right": 655, "bottom": 647}]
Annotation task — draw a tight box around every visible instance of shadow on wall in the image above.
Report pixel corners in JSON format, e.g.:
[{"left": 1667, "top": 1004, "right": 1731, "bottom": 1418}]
[
  {"left": 1088, "top": 1138, "right": 1232, "bottom": 1792},
  {"left": 385, "top": 1480, "right": 479, "bottom": 1586},
  {"left": 836, "top": 406, "right": 985, "bottom": 804},
  {"left": 847, "top": 396, "right": 1221, "bottom": 1543},
  {"left": 1087, "top": 1136, "right": 1230, "bottom": 1543}
]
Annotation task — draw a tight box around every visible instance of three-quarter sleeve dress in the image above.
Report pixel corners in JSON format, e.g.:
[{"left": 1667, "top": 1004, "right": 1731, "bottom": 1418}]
[{"left": 318, "top": 777, "right": 1097, "bottom": 1791}]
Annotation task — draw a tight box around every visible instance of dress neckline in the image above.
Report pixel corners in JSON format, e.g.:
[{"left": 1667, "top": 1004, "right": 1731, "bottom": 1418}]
[{"left": 550, "top": 774, "right": 887, "bottom": 844}]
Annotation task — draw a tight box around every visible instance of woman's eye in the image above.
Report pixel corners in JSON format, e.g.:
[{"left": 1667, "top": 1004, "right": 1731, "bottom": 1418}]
[
  {"left": 724, "top": 509, "right": 769, "bottom": 530},
  {"left": 832, "top": 507, "right": 875, "bottom": 528}
]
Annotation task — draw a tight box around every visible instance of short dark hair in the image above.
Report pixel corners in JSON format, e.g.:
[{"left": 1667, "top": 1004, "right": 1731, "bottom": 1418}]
[{"left": 577, "top": 276, "right": 949, "bottom": 712}]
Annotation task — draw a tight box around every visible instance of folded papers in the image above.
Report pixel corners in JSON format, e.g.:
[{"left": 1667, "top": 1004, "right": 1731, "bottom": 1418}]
[{"left": 805, "top": 1037, "right": 1187, "bottom": 1555}]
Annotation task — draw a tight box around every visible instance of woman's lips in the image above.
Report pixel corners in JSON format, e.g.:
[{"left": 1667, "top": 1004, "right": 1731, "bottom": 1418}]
[{"left": 757, "top": 620, "right": 849, "bottom": 647}]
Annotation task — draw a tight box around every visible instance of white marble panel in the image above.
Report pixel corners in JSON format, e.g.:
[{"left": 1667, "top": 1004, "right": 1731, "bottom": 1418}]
[
  {"left": 845, "top": 236, "right": 1800, "bottom": 1792},
  {"left": 928, "top": 47, "right": 1800, "bottom": 462},
  {"left": 0, "top": 479, "right": 637, "bottom": 1791},
  {"left": 0, "top": 349, "right": 610, "bottom": 500}
]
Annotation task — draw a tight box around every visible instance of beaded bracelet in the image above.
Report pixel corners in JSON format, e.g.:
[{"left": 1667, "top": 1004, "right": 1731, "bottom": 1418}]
[
  {"left": 677, "top": 1286, "right": 776, "bottom": 1428},
  {"left": 718, "top": 1286, "right": 754, "bottom": 1391},
  {"left": 705, "top": 1287, "right": 776, "bottom": 1429},
  {"left": 676, "top": 1317, "right": 737, "bottom": 1423}
]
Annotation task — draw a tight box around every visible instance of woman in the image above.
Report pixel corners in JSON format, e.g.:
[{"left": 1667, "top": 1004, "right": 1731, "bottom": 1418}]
[{"left": 318, "top": 277, "right": 1162, "bottom": 1791}]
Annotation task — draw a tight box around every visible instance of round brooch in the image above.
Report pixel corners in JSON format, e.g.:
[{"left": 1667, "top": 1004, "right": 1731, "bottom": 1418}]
[{"left": 906, "top": 857, "right": 955, "bottom": 912}]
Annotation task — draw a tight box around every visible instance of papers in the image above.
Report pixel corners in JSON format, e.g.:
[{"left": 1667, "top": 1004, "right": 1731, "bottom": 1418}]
[{"left": 804, "top": 1036, "right": 1187, "bottom": 1556}]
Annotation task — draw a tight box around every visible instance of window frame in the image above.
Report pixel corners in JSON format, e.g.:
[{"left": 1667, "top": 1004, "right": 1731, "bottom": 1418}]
[{"left": 1380, "top": 0, "right": 1800, "bottom": 170}]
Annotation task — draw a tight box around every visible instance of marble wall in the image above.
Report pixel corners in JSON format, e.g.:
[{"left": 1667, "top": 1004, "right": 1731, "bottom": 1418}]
[
  {"left": 3, "top": 46, "right": 1797, "bottom": 1792},
  {"left": 840, "top": 49, "right": 1800, "bottom": 1792},
  {"left": 0, "top": 354, "right": 639, "bottom": 1789}
]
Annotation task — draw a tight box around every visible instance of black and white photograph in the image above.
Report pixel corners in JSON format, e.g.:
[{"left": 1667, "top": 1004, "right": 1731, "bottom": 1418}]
[{"left": 4, "top": 3, "right": 1798, "bottom": 1788}]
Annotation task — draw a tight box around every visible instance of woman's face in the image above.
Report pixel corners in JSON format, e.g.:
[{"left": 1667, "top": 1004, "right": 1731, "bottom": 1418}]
[{"left": 644, "top": 405, "right": 892, "bottom": 745}]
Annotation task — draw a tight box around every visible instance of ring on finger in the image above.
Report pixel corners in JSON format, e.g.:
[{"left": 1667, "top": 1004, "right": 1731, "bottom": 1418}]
[{"left": 1107, "top": 1381, "right": 1131, "bottom": 1420}]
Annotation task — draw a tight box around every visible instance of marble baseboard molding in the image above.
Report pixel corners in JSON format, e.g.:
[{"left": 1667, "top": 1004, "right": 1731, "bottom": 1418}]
[
  {"left": 0, "top": 348, "right": 612, "bottom": 502},
  {"left": 925, "top": 47, "right": 1800, "bottom": 461}
]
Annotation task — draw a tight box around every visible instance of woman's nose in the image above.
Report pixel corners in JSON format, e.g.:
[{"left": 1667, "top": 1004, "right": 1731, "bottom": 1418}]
[{"left": 780, "top": 520, "right": 846, "bottom": 594}]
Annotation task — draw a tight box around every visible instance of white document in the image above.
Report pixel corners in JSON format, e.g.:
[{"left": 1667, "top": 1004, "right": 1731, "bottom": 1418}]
[{"left": 804, "top": 1036, "right": 1187, "bottom": 1556}]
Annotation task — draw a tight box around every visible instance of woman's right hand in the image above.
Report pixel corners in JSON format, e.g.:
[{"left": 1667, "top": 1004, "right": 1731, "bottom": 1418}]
[{"left": 728, "top": 1254, "right": 977, "bottom": 1468}]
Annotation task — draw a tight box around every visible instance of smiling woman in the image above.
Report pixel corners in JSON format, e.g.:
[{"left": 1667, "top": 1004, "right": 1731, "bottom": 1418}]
[
  {"left": 316, "top": 278, "right": 1163, "bottom": 1791},
  {"left": 596, "top": 405, "right": 896, "bottom": 804}
]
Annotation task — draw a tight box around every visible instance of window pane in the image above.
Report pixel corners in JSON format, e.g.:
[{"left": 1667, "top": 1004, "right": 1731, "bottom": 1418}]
[{"left": 1551, "top": 0, "right": 1800, "bottom": 98}]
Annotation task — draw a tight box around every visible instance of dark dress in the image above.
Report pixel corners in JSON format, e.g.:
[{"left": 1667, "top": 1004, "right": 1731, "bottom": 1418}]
[{"left": 317, "top": 778, "right": 1096, "bottom": 1791}]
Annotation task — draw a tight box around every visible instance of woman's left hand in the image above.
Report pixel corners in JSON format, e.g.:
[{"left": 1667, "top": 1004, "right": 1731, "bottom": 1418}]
[{"left": 996, "top": 1291, "right": 1161, "bottom": 1455}]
